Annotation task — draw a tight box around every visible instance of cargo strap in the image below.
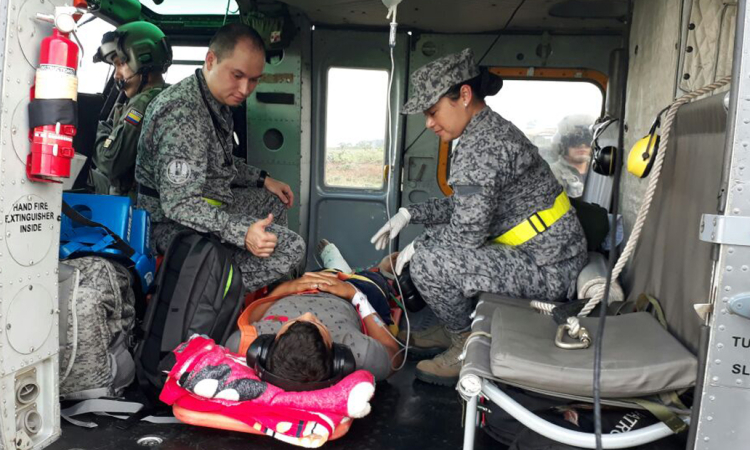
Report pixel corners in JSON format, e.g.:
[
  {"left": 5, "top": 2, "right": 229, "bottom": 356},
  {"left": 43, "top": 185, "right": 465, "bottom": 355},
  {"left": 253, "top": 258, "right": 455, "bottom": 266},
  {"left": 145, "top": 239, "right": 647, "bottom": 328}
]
[
  {"left": 492, "top": 192, "right": 571, "bottom": 246},
  {"left": 61, "top": 399, "right": 181, "bottom": 428},
  {"left": 62, "top": 201, "right": 136, "bottom": 259},
  {"left": 137, "top": 184, "right": 224, "bottom": 207},
  {"left": 627, "top": 396, "right": 689, "bottom": 434}
]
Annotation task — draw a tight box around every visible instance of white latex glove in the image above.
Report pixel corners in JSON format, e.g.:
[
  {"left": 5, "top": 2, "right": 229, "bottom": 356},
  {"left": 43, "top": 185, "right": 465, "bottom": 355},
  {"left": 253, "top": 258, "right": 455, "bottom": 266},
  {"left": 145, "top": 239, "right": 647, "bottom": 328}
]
[
  {"left": 370, "top": 208, "right": 411, "bottom": 251},
  {"left": 395, "top": 242, "right": 415, "bottom": 275}
]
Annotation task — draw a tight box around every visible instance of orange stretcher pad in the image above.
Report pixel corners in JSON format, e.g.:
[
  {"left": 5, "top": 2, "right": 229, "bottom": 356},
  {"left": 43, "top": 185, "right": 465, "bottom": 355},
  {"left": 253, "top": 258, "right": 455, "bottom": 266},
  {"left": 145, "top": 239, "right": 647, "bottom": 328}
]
[{"left": 161, "top": 335, "right": 375, "bottom": 448}]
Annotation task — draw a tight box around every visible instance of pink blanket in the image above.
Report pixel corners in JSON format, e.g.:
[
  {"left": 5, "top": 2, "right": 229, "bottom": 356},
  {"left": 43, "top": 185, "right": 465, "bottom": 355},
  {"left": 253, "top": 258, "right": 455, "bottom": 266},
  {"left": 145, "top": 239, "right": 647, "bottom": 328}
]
[{"left": 160, "top": 335, "right": 375, "bottom": 448}]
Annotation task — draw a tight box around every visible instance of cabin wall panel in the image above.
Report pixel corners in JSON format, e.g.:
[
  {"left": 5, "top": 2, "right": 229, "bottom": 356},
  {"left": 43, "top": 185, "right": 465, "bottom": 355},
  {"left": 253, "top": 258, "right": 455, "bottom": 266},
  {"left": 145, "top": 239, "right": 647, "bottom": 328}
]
[
  {"left": 246, "top": 13, "right": 311, "bottom": 237},
  {"left": 0, "top": 0, "right": 67, "bottom": 448},
  {"left": 620, "top": 0, "right": 683, "bottom": 288}
]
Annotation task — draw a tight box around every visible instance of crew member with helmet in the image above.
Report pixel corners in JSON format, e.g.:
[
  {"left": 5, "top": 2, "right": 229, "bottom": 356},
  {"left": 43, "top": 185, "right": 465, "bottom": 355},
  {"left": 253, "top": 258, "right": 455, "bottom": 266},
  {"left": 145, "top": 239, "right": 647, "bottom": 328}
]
[
  {"left": 371, "top": 48, "right": 588, "bottom": 385},
  {"left": 549, "top": 115, "right": 595, "bottom": 198},
  {"left": 90, "top": 21, "right": 172, "bottom": 197}
]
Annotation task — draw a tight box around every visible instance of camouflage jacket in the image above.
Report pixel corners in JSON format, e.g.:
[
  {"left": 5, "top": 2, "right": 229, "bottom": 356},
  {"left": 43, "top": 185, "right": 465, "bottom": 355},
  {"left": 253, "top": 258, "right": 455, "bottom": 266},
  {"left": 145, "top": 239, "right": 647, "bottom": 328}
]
[
  {"left": 135, "top": 70, "right": 262, "bottom": 248},
  {"left": 406, "top": 107, "right": 587, "bottom": 266},
  {"left": 549, "top": 158, "right": 586, "bottom": 198},
  {"left": 91, "top": 84, "right": 165, "bottom": 197}
]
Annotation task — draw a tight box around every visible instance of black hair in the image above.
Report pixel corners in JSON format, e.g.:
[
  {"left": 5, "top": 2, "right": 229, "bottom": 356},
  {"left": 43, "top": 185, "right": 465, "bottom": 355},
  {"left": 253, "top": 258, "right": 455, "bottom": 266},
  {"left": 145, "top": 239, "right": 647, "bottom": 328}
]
[
  {"left": 209, "top": 23, "right": 265, "bottom": 62},
  {"left": 443, "top": 67, "right": 503, "bottom": 102},
  {"left": 267, "top": 322, "right": 333, "bottom": 383}
]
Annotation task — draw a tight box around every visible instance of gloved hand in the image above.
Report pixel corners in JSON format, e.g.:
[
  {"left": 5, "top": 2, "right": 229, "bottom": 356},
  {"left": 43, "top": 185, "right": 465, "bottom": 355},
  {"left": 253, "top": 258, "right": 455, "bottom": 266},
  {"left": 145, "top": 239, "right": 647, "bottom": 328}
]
[
  {"left": 395, "top": 242, "right": 415, "bottom": 275},
  {"left": 371, "top": 208, "right": 411, "bottom": 251}
]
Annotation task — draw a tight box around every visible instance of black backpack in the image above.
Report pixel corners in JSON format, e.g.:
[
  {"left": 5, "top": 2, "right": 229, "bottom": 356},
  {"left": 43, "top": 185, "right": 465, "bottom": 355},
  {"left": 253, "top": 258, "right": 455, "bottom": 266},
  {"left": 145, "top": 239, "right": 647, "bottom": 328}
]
[{"left": 135, "top": 231, "right": 245, "bottom": 397}]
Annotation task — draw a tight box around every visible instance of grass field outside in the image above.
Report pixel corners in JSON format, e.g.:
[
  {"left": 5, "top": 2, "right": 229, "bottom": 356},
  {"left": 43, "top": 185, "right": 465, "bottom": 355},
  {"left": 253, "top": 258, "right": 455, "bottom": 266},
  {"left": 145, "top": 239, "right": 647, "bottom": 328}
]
[{"left": 325, "top": 145, "right": 385, "bottom": 189}]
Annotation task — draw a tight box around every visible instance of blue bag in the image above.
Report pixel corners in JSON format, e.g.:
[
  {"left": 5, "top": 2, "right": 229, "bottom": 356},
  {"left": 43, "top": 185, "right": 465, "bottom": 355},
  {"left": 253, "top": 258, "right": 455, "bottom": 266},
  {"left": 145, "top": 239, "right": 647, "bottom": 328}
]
[{"left": 61, "top": 193, "right": 156, "bottom": 293}]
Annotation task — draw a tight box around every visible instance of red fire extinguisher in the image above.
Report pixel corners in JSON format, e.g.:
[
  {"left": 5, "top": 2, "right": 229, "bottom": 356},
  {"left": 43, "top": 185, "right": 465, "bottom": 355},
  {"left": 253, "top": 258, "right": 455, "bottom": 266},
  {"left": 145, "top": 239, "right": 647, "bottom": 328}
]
[{"left": 27, "top": 12, "right": 79, "bottom": 183}]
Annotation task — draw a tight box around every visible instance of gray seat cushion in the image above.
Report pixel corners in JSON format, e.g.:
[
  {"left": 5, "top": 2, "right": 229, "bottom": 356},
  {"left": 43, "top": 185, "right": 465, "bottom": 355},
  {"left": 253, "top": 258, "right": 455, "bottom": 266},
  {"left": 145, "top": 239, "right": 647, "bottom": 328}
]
[{"left": 489, "top": 304, "right": 697, "bottom": 398}]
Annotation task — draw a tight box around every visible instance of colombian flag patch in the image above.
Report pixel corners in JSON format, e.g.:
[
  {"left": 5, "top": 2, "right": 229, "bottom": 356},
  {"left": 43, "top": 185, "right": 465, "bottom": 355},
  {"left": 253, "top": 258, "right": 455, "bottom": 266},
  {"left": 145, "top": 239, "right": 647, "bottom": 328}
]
[{"left": 124, "top": 110, "right": 143, "bottom": 126}]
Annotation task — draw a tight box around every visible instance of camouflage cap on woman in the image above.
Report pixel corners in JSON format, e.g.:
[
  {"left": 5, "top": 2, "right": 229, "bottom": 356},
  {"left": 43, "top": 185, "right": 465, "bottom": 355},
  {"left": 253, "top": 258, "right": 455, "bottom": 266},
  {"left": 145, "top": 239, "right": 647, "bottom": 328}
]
[{"left": 402, "top": 48, "right": 480, "bottom": 115}]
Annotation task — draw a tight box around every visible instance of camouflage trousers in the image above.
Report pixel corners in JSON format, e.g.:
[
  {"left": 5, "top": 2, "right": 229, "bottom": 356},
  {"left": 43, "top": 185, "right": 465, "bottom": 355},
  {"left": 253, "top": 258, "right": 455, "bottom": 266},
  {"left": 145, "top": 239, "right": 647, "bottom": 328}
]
[
  {"left": 410, "top": 239, "right": 587, "bottom": 333},
  {"left": 153, "top": 187, "right": 306, "bottom": 292}
]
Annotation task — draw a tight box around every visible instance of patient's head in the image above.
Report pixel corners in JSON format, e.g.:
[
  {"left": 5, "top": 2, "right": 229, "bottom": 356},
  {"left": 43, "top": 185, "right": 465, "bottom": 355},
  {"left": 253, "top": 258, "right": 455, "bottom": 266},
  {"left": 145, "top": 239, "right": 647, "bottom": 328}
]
[{"left": 268, "top": 314, "right": 333, "bottom": 383}]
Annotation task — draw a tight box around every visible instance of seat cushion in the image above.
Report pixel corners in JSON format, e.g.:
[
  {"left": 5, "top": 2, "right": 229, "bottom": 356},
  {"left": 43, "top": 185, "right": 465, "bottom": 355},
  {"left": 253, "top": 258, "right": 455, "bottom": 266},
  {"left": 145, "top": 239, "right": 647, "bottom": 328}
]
[{"left": 490, "top": 305, "right": 697, "bottom": 398}]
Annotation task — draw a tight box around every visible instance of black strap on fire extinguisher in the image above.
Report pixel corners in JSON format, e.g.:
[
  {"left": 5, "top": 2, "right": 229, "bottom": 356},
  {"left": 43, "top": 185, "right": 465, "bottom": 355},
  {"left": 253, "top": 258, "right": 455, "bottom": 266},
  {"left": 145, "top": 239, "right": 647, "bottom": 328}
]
[{"left": 28, "top": 99, "right": 78, "bottom": 129}]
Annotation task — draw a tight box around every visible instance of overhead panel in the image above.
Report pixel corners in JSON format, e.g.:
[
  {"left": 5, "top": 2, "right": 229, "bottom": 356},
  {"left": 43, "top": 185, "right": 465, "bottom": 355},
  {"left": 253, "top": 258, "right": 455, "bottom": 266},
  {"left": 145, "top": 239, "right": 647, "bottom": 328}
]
[{"left": 279, "top": 0, "right": 626, "bottom": 33}]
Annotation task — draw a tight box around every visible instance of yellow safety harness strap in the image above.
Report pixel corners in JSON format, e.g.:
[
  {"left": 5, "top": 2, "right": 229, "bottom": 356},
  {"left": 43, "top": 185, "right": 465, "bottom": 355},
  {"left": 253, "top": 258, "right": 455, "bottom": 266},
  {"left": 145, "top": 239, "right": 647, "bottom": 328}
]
[
  {"left": 492, "top": 192, "right": 571, "bottom": 246},
  {"left": 202, "top": 197, "right": 224, "bottom": 207}
]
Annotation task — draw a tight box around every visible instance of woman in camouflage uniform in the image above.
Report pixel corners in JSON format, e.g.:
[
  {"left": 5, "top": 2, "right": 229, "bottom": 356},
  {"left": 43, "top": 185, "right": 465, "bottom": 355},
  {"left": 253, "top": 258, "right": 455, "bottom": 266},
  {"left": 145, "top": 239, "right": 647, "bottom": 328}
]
[{"left": 371, "top": 48, "right": 588, "bottom": 385}]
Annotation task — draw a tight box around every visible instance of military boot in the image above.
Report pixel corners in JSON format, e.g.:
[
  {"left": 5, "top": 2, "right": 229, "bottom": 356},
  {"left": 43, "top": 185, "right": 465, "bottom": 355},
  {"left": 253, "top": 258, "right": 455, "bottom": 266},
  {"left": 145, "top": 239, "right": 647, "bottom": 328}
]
[
  {"left": 398, "top": 324, "right": 452, "bottom": 359},
  {"left": 414, "top": 330, "right": 470, "bottom": 386}
]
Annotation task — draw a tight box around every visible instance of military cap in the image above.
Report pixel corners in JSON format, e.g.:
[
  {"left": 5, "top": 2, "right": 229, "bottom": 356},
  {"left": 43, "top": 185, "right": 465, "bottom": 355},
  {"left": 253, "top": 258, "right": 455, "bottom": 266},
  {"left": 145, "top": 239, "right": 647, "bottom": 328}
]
[{"left": 402, "top": 48, "right": 480, "bottom": 115}]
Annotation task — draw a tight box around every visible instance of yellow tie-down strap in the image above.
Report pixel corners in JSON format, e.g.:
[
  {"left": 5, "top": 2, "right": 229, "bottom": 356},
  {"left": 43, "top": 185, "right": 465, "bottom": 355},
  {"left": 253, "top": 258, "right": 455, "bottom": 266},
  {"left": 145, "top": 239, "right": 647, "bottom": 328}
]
[
  {"left": 492, "top": 192, "right": 571, "bottom": 246},
  {"left": 202, "top": 197, "right": 224, "bottom": 207}
]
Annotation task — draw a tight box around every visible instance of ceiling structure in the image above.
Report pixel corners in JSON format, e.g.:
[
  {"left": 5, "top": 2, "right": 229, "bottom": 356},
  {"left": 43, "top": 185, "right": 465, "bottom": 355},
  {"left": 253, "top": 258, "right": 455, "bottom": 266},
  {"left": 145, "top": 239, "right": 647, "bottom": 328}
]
[{"left": 276, "top": 0, "right": 627, "bottom": 34}]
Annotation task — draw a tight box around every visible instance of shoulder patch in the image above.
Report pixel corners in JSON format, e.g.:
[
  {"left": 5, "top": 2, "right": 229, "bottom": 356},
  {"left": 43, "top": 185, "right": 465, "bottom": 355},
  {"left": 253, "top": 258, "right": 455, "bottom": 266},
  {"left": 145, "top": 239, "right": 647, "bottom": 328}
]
[
  {"left": 124, "top": 109, "right": 144, "bottom": 126},
  {"left": 165, "top": 159, "right": 192, "bottom": 186}
]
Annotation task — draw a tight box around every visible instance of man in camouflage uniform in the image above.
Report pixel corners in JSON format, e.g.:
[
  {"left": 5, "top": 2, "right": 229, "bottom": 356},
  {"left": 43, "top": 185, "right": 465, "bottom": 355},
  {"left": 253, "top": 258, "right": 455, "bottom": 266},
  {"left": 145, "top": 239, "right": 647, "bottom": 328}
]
[
  {"left": 136, "top": 24, "right": 305, "bottom": 292},
  {"left": 548, "top": 115, "right": 595, "bottom": 198},
  {"left": 372, "top": 49, "right": 587, "bottom": 385},
  {"left": 90, "top": 22, "right": 171, "bottom": 198}
]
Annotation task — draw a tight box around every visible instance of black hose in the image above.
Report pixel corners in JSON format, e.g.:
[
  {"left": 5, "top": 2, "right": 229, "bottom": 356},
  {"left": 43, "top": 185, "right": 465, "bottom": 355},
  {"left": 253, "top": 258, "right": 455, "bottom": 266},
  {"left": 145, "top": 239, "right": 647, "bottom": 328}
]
[{"left": 593, "top": 2, "right": 632, "bottom": 448}]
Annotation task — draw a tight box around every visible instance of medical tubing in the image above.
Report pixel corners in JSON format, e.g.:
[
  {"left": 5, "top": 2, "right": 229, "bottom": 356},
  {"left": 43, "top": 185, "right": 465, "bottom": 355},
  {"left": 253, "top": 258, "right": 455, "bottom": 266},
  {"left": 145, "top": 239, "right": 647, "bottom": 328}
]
[
  {"left": 385, "top": 33, "right": 411, "bottom": 370},
  {"left": 577, "top": 75, "right": 732, "bottom": 319}
]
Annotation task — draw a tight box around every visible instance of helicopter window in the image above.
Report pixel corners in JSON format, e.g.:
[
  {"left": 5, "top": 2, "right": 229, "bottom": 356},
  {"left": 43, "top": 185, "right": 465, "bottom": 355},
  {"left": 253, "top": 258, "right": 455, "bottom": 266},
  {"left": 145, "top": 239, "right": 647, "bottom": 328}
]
[{"left": 324, "top": 67, "right": 389, "bottom": 190}]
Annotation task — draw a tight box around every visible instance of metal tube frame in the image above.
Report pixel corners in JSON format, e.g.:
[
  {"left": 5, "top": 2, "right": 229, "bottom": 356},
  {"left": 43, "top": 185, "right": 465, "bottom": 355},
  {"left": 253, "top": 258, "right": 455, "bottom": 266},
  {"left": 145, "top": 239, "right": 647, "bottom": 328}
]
[{"left": 462, "top": 381, "right": 682, "bottom": 450}]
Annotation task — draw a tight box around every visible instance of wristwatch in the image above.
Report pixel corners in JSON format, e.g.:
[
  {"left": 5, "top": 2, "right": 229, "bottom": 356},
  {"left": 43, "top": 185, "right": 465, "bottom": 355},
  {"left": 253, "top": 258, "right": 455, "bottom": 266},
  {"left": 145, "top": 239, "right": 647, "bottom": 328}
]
[{"left": 257, "top": 170, "right": 268, "bottom": 188}]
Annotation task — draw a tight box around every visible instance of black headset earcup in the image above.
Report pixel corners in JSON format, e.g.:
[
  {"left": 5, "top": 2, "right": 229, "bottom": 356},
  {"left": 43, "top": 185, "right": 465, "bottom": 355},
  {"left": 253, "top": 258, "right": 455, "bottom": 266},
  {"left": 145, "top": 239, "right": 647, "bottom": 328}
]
[
  {"left": 331, "top": 343, "right": 357, "bottom": 379},
  {"left": 592, "top": 145, "right": 617, "bottom": 176},
  {"left": 246, "top": 334, "right": 276, "bottom": 370}
]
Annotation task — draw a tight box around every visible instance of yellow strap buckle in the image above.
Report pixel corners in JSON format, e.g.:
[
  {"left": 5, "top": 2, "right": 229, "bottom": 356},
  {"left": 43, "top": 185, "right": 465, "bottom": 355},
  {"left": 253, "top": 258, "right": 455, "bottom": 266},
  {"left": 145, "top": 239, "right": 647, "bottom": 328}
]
[{"left": 492, "top": 192, "right": 571, "bottom": 246}]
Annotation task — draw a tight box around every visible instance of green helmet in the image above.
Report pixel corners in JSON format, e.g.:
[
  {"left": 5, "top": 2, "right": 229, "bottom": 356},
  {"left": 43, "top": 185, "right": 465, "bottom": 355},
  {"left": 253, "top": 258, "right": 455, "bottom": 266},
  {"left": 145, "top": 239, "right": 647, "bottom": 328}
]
[{"left": 94, "top": 21, "right": 172, "bottom": 74}]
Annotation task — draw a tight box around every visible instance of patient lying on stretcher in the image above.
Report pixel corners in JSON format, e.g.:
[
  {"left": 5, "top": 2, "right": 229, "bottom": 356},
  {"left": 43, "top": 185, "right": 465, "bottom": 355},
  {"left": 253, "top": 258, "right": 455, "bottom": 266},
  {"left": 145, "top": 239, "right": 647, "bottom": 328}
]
[{"left": 226, "top": 242, "right": 403, "bottom": 385}]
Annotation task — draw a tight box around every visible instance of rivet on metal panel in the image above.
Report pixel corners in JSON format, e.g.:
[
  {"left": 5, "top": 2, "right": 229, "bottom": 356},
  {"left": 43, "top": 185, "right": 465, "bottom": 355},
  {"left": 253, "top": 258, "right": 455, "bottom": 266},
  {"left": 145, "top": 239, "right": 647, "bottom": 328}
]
[
  {"left": 710, "top": 395, "right": 716, "bottom": 401},
  {"left": 735, "top": 208, "right": 742, "bottom": 215},
  {"left": 704, "top": 437, "right": 710, "bottom": 442},
  {"left": 725, "top": 286, "right": 732, "bottom": 292},
  {"left": 737, "top": 379, "right": 744, "bottom": 385},
  {"left": 729, "top": 247, "right": 736, "bottom": 254},
  {"left": 718, "top": 343, "right": 724, "bottom": 349},
  {"left": 715, "top": 359, "right": 721, "bottom": 365},
  {"left": 719, "top": 325, "right": 726, "bottom": 331},
  {"left": 727, "top": 266, "right": 734, "bottom": 272},
  {"left": 743, "top": 266, "right": 749, "bottom": 272}
]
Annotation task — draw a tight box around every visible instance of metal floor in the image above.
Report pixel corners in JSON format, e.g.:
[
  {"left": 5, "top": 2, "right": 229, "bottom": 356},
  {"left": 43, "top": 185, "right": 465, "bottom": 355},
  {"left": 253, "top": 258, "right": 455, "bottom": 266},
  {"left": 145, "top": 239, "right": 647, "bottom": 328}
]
[{"left": 49, "top": 360, "right": 503, "bottom": 450}]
